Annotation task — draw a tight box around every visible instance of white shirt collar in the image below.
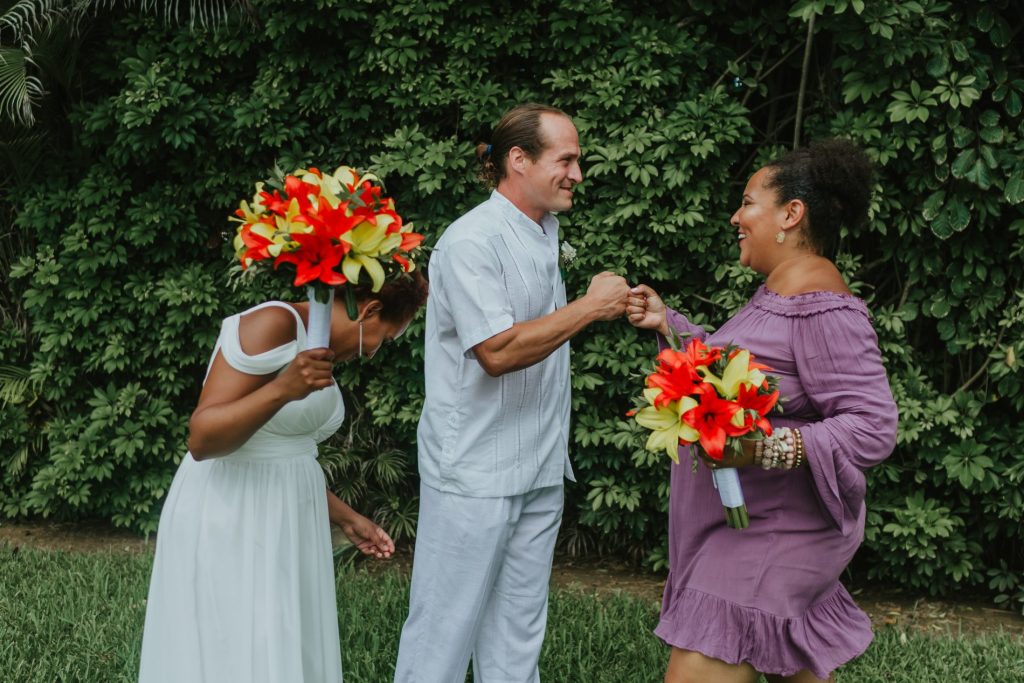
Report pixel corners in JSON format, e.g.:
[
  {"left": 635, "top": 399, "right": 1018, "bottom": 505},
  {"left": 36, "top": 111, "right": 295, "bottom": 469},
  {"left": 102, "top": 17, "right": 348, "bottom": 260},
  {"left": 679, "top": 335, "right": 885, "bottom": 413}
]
[{"left": 490, "top": 189, "right": 558, "bottom": 237}]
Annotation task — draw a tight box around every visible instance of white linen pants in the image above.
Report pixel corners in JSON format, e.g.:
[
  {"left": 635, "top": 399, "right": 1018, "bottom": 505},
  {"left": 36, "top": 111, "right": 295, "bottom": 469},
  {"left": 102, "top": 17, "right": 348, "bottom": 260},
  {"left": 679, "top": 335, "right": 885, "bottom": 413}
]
[{"left": 393, "top": 482, "right": 563, "bottom": 683}]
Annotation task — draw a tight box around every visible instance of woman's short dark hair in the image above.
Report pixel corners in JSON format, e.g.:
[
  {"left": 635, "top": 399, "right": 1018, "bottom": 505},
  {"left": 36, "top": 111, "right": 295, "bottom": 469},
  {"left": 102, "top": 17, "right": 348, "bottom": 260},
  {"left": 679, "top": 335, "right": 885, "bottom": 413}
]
[
  {"left": 763, "top": 138, "right": 874, "bottom": 256},
  {"left": 476, "top": 103, "right": 570, "bottom": 188},
  {"left": 353, "top": 269, "right": 428, "bottom": 325}
]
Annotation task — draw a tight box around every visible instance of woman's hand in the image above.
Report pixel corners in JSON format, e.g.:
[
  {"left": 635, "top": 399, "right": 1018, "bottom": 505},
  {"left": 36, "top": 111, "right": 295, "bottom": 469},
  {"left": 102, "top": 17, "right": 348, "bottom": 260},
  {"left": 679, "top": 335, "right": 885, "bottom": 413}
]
[
  {"left": 698, "top": 440, "right": 757, "bottom": 470},
  {"left": 326, "top": 491, "right": 394, "bottom": 559},
  {"left": 273, "top": 348, "right": 335, "bottom": 401},
  {"left": 626, "top": 284, "right": 669, "bottom": 336},
  {"left": 340, "top": 514, "right": 395, "bottom": 560}
]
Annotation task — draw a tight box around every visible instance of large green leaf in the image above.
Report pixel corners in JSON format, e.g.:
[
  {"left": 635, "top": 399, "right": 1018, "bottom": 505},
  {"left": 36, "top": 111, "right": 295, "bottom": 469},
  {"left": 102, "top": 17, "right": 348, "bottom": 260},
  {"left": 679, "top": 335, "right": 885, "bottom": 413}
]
[{"left": 1005, "top": 173, "right": 1024, "bottom": 205}]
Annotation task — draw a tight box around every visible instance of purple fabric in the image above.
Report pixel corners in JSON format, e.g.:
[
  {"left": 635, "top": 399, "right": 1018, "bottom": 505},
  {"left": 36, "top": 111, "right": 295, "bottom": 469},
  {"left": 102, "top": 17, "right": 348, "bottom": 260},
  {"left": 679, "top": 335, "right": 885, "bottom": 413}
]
[{"left": 654, "top": 285, "right": 898, "bottom": 679}]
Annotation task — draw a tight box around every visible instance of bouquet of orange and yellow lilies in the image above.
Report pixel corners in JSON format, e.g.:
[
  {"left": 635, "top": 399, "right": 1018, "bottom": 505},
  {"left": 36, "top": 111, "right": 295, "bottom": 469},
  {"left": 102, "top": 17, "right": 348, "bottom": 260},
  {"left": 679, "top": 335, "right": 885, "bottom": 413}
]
[
  {"left": 231, "top": 165, "right": 424, "bottom": 347},
  {"left": 631, "top": 339, "right": 780, "bottom": 529}
]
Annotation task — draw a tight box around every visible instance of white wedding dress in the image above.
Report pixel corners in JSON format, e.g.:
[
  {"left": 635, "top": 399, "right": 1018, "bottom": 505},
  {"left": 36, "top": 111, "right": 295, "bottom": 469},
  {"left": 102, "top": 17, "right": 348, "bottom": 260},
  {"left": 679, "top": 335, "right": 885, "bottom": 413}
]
[{"left": 139, "top": 302, "right": 346, "bottom": 683}]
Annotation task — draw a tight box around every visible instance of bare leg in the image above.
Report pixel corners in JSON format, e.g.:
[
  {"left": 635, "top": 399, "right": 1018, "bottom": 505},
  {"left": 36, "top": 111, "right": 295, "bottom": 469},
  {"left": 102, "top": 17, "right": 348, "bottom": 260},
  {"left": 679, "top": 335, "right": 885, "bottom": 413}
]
[
  {"left": 665, "top": 647, "right": 760, "bottom": 683},
  {"left": 765, "top": 671, "right": 835, "bottom": 683}
]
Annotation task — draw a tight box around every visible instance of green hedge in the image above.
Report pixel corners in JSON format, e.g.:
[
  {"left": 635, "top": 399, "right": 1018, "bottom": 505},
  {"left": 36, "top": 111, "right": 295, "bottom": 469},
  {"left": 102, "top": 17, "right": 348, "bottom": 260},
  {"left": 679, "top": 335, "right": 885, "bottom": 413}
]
[{"left": 2, "top": 0, "right": 1022, "bottom": 611}]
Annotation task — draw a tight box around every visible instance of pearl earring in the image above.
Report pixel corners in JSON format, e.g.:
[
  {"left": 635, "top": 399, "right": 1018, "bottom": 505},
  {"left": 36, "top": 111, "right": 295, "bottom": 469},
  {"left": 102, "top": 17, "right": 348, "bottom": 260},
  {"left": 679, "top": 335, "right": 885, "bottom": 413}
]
[{"left": 775, "top": 231, "right": 786, "bottom": 244}]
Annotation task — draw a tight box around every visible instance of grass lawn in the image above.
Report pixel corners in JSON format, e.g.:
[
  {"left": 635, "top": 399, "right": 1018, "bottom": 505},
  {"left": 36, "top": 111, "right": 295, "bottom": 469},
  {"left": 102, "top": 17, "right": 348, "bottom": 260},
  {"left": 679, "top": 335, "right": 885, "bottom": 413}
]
[{"left": 0, "top": 545, "right": 1021, "bottom": 682}]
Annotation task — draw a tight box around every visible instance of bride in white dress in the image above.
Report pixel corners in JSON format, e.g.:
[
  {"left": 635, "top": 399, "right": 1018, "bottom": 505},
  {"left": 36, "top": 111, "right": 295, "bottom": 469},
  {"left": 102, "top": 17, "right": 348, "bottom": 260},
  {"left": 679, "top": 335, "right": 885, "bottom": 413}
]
[{"left": 138, "top": 273, "right": 428, "bottom": 683}]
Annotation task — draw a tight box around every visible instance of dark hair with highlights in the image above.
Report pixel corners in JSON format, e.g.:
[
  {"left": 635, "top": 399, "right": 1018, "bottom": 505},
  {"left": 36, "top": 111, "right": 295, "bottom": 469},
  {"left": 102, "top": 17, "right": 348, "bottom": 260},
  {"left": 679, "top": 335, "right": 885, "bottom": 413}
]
[
  {"left": 763, "top": 138, "right": 874, "bottom": 257},
  {"left": 476, "top": 103, "right": 570, "bottom": 189},
  {"left": 353, "top": 269, "right": 428, "bottom": 325}
]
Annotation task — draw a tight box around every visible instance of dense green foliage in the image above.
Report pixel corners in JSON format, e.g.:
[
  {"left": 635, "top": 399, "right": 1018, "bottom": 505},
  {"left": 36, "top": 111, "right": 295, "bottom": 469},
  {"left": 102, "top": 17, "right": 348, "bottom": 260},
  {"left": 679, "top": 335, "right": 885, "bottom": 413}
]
[
  {"left": 1, "top": 0, "right": 1022, "bottom": 611},
  {"left": 1, "top": 546, "right": 1022, "bottom": 682}
]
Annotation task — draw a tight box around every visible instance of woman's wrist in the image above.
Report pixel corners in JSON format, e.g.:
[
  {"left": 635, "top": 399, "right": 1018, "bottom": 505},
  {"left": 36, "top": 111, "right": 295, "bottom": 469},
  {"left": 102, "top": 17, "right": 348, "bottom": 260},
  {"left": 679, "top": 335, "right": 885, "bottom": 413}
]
[
  {"left": 738, "top": 439, "right": 757, "bottom": 468},
  {"left": 657, "top": 312, "right": 670, "bottom": 337},
  {"left": 326, "top": 490, "right": 359, "bottom": 527}
]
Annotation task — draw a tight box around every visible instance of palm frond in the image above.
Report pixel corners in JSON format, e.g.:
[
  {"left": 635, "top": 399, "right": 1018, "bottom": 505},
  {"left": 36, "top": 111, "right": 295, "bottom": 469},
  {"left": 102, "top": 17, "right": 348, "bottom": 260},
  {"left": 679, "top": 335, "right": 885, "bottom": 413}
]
[
  {"left": 370, "top": 447, "right": 410, "bottom": 487},
  {"left": 95, "top": 0, "right": 250, "bottom": 29},
  {"left": 557, "top": 521, "right": 598, "bottom": 558},
  {"left": 0, "top": 363, "right": 39, "bottom": 406},
  {"left": 0, "top": 46, "right": 43, "bottom": 126},
  {"left": 0, "top": 0, "right": 71, "bottom": 45},
  {"left": 5, "top": 444, "right": 29, "bottom": 477},
  {"left": 373, "top": 494, "right": 419, "bottom": 543}
]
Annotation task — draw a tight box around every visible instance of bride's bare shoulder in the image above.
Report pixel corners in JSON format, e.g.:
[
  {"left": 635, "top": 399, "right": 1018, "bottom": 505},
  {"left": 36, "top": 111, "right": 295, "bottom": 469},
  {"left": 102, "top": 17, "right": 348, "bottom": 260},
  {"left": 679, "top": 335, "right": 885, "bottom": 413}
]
[{"left": 237, "top": 305, "right": 300, "bottom": 355}]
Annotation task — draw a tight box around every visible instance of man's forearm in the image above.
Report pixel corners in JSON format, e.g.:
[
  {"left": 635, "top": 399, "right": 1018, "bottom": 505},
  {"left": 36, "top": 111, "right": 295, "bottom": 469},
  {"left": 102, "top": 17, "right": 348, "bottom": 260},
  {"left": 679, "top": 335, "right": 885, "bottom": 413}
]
[{"left": 473, "top": 296, "right": 599, "bottom": 376}]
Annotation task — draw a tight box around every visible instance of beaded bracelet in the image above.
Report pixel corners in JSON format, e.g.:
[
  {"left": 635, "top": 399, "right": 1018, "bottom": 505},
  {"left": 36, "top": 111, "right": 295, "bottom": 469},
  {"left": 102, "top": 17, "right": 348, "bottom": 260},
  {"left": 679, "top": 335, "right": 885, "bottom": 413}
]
[
  {"left": 760, "top": 427, "right": 805, "bottom": 471},
  {"left": 762, "top": 428, "right": 789, "bottom": 470}
]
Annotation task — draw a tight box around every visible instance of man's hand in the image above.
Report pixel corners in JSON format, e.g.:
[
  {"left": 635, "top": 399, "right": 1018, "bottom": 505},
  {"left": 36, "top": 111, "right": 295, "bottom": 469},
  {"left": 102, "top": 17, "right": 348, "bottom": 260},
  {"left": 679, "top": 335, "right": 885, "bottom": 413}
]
[
  {"left": 626, "top": 284, "right": 669, "bottom": 336},
  {"left": 583, "top": 272, "right": 630, "bottom": 321}
]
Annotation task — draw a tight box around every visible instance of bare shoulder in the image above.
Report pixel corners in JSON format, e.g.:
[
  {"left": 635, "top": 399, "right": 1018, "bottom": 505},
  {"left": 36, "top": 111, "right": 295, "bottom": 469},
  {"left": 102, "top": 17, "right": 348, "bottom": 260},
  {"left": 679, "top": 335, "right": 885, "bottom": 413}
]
[
  {"left": 799, "top": 258, "right": 852, "bottom": 295},
  {"left": 770, "top": 256, "right": 852, "bottom": 296},
  {"left": 237, "top": 305, "right": 300, "bottom": 355}
]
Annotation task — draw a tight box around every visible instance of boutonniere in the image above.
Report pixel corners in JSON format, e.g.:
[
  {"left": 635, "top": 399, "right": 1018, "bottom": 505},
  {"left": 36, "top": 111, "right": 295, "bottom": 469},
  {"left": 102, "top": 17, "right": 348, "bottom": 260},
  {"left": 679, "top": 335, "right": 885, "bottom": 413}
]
[
  {"left": 560, "top": 240, "right": 578, "bottom": 269},
  {"left": 559, "top": 240, "right": 578, "bottom": 280}
]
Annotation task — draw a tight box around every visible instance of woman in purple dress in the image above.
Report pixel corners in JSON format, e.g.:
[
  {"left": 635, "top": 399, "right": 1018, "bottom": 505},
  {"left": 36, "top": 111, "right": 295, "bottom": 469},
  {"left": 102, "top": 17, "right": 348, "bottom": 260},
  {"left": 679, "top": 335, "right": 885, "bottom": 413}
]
[{"left": 627, "top": 139, "right": 898, "bottom": 683}]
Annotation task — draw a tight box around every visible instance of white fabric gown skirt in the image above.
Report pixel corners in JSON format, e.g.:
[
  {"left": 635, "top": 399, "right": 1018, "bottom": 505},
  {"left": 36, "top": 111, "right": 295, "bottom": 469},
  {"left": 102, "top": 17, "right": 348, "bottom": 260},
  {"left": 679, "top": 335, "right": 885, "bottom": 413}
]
[{"left": 139, "top": 302, "right": 346, "bottom": 683}]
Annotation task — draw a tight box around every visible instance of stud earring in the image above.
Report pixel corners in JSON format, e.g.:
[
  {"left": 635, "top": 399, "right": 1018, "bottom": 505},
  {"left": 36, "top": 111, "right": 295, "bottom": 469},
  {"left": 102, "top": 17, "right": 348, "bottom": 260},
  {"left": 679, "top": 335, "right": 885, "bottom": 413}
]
[
  {"left": 358, "top": 321, "right": 363, "bottom": 359},
  {"left": 775, "top": 230, "right": 786, "bottom": 244}
]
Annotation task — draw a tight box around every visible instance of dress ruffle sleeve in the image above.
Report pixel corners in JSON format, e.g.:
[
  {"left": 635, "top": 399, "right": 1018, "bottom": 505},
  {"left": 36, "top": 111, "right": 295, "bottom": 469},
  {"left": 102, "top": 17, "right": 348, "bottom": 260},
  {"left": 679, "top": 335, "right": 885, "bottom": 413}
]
[
  {"left": 207, "top": 311, "right": 301, "bottom": 380},
  {"left": 791, "top": 304, "right": 898, "bottom": 536}
]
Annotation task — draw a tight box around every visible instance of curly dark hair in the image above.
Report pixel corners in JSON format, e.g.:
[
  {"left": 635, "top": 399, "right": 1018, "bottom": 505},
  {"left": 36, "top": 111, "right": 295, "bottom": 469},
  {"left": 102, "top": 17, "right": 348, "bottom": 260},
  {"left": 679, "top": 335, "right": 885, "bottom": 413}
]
[
  {"left": 763, "top": 138, "right": 874, "bottom": 257},
  {"left": 352, "top": 269, "right": 428, "bottom": 325},
  {"left": 476, "top": 103, "right": 570, "bottom": 188}
]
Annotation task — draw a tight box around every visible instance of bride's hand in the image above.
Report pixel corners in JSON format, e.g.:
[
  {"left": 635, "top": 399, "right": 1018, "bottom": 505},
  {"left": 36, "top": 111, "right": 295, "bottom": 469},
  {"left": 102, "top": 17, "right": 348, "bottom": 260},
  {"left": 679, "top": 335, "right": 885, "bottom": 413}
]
[
  {"left": 275, "top": 348, "right": 335, "bottom": 401},
  {"left": 340, "top": 514, "right": 395, "bottom": 560},
  {"left": 626, "top": 284, "right": 669, "bottom": 336}
]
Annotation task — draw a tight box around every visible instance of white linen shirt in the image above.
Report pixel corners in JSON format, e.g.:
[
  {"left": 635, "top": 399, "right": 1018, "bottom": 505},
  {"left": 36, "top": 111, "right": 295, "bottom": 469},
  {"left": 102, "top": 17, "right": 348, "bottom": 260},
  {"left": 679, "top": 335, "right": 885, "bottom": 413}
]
[{"left": 416, "top": 190, "right": 575, "bottom": 497}]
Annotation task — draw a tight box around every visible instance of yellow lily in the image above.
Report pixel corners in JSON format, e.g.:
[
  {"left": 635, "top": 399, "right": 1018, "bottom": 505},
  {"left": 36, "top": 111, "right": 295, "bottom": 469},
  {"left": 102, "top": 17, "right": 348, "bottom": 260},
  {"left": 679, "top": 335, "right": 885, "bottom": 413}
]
[
  {"left": 275, "top": 198, "right": 314, "bottom": 243},
  {"left": 698, "top": 349, "right": 766, "bottom": 399},
  {"left": 635, "top": 388, "right": 700, "bottom": 463},
  {"left": 341, "top": 218, "right": 404, "bottom": 290},
  {"left": 317, "top": 178, "right": 343, "bottom": 209},
  {"left": 342, "top": 254, "right": 386, "bottom": 291},
  {"left": 232, "top": 199, "right": 264, "bottom": 226},
  {"left": 251, "top": 182, "right": 267, "bottom": 212},
  {"left": 329, "top": 166, "right": 360, "bottom": 190},
  {"left": 297, "top": 168, "right": 322, "bottom": 186},
  {"left": 343, "top": 220, "right": 402, "bottom": 255}
]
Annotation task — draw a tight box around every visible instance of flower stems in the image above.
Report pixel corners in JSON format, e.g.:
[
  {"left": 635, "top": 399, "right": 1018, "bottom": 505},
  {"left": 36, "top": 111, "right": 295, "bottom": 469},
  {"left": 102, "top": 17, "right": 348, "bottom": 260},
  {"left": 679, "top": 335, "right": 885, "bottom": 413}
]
[
  {"left": 724, "top": 504, "right": 749, "bottom": 530},
  {"left": 711, "top": 467, "right": 748, "bottom": 529}
]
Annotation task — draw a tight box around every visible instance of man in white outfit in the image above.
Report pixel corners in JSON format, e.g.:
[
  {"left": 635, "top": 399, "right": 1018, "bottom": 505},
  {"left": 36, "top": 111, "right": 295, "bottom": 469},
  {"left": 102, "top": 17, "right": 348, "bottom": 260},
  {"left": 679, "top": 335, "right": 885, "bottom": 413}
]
[{"left": 393, "top": 103, "right": 629, "bottom": 682}]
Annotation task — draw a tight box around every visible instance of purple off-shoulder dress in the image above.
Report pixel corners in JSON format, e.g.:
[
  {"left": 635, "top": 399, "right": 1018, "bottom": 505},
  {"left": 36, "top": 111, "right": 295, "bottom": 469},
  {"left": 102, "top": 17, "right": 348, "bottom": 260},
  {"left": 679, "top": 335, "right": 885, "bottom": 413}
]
[{"left": 654, "top": 285, "right": 899, "bottom": 679}]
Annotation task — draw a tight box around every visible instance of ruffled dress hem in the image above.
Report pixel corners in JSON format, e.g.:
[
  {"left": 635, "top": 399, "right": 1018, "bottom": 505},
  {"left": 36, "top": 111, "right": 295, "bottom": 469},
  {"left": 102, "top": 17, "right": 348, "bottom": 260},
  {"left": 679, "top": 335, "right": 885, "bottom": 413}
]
[{"left": 653, "top": 583, "right": 872, "bottom": 679}]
